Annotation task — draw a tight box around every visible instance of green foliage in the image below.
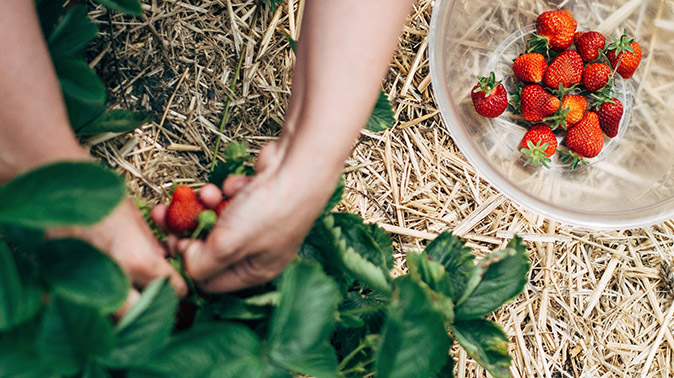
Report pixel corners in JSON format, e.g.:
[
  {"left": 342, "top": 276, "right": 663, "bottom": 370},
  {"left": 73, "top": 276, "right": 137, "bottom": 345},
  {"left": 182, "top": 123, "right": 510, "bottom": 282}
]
[
  {"left": 37, "top": 239, "right": 130, "bottom": 314},
  {"left": 0, "top": 241, "right": 42, "bottom": 331},
  {"left": 77, "top": 110, "right": 151, "bottom": 136},
  {"left": 261, "top": 0, "right": 284, "bottom": 12},
  {"left": 452, "top": 319, "right": 511, "bottom": 378},
  {"left": 209, "top": 141, "right": 255, "bottom": 185},
  {"left": 94, "top": 0, "right": 143, "bottom": 16},
  {"left": 366, "top": 90, "right": 396, "bottom": 132},
  {"left": 0, "top": 162, "right": 126, "bottom": 228}
]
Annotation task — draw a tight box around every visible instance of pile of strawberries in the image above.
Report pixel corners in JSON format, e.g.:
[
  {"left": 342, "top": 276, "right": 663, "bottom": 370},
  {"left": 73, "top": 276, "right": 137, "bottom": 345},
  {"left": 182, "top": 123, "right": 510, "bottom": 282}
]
[{"left": 470, "top": 10, "right": 642, "bottom": 169}]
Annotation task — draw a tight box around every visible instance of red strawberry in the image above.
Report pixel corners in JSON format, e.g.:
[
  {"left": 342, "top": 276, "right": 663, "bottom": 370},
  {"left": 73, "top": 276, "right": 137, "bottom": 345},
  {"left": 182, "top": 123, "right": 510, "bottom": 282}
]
[
  {"left": 544, "top": 50, "right": 583, "bottom": 89},
  {"left": 530, "top": 10, "right": 577, "bottom": 52},
  {"left": 215, "top": 198, "right": 231, "bottom": 216},
  {"left": 596, "top": 98, "right": 623, "bottom": 138},
  {"left": 520, "top": 124, "right": 558, "bottom": 168},
  {"left": 575, "top": 31, "right": 606, "bottom": 62},
  {"left": 606, "top": 30, "right": 642, "bottom": 79},
  {"left": 573, "top": 31, "right": 585, "bottom": 45},
  {"left": 562, "top": 111, "right": 604, "bottom": 168},
  {"left": 520, "top": 84, "right": 560, "bottom": 122},
  {"left": 582, "top": 62, "right": 612, "bottom": 92},
  {"left": 513, "top": 53, "right": 548, "bottom": 83},
  {"left": 471, "top": 72, "right": 508, "bottom": 118},
  {"left": 166, "top": 185, "right": 206, "bottom": 234},
  {"left": 546, "top": 94, "right": 587, "bottom": 130}
]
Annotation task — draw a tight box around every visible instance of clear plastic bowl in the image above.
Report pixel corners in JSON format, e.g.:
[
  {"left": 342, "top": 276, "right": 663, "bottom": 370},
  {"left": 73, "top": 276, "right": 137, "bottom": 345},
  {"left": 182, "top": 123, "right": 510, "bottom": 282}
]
[{"left": 429, "top": 0, "right": 674, "bottom": 229}]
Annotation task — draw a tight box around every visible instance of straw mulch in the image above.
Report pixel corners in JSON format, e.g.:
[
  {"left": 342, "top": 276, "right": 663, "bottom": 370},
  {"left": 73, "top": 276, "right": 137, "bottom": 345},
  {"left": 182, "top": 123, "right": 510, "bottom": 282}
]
[{"left": 87, "top": 0, "right": 674, "bottom": 377}]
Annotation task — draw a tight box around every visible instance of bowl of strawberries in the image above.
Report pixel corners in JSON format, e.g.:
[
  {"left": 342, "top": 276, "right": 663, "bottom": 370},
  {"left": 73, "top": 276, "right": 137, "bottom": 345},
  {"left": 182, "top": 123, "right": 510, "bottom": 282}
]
[{"left": 429, "top": 0, "right": 674, "bottom": 229}]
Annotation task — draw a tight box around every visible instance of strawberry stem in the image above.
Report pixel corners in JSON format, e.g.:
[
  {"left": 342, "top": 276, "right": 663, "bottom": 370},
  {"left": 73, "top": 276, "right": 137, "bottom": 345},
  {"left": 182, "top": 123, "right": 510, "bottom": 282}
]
[{"left": 190, "top": 210, "right": 218, "bottom": 239}]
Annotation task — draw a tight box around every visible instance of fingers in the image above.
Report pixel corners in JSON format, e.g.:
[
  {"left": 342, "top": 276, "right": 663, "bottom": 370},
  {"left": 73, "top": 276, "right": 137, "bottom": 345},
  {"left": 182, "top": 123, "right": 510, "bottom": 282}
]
[
  {"left": 221, "top": 175, "right": 251, "bottom": 198},
  {"left": 198, "top": 183, "right": 223, "bottom": 208},
  {"left": 179, "top": 236, "right": 239, "bottom": 281},
  {"left": 122, "top": 246, "right": 188, "bottom": 297}
]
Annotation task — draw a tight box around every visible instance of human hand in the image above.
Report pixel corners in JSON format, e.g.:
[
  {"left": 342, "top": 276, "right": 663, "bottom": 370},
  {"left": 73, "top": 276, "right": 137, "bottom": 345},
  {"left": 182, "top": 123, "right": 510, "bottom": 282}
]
[
  {"left": 151, "top": 141, "right": 334, "bottom": 292},
  {"left": 47, "top": 198, "right": 188, "bottom": 311}
]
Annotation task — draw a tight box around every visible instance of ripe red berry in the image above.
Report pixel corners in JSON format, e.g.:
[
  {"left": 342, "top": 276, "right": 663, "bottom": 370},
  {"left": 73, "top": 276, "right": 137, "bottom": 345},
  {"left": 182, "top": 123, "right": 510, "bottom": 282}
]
[
  {"left": 471, "top": 72, "right": 508, "bottom": 118},
  {"left": 606, "top": 30, "right": 642, "bottom": 79},
  {"left": 531, "top": 10, "right": 577, "bottom": 52},
  {"left": 520, "top": 84, "right": 561, "bottom": 122},
  {"left": 215, "top": 198, "right": 231, "bottom": 216},
  {"left": 575, "top": 31, "right": 606, "bottom": 62},
  {"left": 582, "top": 62, "right": 612, "bottom": 92},
  {"left": 562, "top": 112, "right": 604, "bottom": 168},
  {"left": 596, "top": 98, "right": 623, "bottom": 138},
  {"left": 513, "top": 53, "right": 548, "bottom": 83},
  {"left": 166, "top": 185, "right": 206, "bottom": 234},
  {"left": 520, "top": 124, "right": 558, "bottom": 168},
  {"left": 544, "top": 50, "right": 584, "bottom": 89}
]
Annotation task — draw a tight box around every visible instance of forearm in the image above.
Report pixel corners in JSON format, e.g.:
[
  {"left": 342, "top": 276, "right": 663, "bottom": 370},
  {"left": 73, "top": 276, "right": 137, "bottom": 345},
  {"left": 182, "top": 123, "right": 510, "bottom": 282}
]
[
  {"left": 0, "top": 0, "right": 89, "bottom": 183},
  {"left": 281, "top": 0, "right": 415, "bottom": 188}
]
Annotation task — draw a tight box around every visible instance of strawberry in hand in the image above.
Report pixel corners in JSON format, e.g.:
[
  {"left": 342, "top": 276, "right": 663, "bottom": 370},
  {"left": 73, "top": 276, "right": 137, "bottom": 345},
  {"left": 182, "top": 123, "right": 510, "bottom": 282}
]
[
  {"left": 606, "top": 29, "right": 642, "bottom": 79},
  {"left": 520, "top": 124, "right": 557, "bottom": 168},
  {"left": 471, "top": 72, "right": 508, "bottom": 118},
  {"left": 166, "top": 185, "right": 217, "bottom": 238}
]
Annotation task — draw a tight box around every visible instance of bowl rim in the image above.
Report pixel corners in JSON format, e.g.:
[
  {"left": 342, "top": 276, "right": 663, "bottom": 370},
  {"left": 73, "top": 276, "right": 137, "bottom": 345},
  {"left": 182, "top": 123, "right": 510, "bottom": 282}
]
[{"left": 427, "top": 0, "right": 674, "bottom": 230}]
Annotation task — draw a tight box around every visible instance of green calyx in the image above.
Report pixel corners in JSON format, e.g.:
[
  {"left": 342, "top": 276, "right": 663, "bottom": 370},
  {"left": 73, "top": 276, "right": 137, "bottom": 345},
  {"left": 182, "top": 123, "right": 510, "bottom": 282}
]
[
  {"left": 521, "top": 140, "right": 552, "bottom": 169},
  {"left": 510, "top": 86, "right": 523, "bottom": 115},
  {"left": 543, "top": 106, "right": 570, "bottom": 131},
  {"left": 606, "top": 29, "right": 635, "bottom": 55},
  {"left": 559, "top": 149, "right": 588, "bottom": 170},
  {"left": 473, "top": 72, "right": 501, "bottom": 96},
  {"left": 526, "top": 34, "right": 551, "bottom": 58},
  {"left": 589, "top": 92, "right": 617, "bottom": 111}
]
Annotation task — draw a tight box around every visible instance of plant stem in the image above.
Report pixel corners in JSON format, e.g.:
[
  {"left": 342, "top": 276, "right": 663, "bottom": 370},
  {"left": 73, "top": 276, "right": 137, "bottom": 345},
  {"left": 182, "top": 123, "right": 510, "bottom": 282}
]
[
  {"left": 338, "top": 338, "right": 372, "bottom": 372},
  {"left": 210, "top": 45, "right": 247, "bottom": 172},
  {"left": 340, "top": 304, "right": 387, "bottom": 316}
]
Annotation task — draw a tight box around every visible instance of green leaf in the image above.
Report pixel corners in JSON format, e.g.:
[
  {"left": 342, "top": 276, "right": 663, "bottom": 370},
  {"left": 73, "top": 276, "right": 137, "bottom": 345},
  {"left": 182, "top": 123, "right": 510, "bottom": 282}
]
[
  {"left": 103, "top": 278, "right": 177, "bottom": 368},
  {"left": 324, "top": 176, "right": 345, "bottom": 213},
  {"left": 82, "top": 361, "right": 112, "bottom": 378},
  {"left": 451, "top": 319, "right": 511, "bottom": 378},
  {"left": 433, "top": 357, "right": 456, "bottom": 378},
  {"left": 332, "top": 212, "right": 393, "bottom": 270},
  {"left": 205, "top": 293, "right": 274, "bottom": 321},
  {"left": 366, "top": 90, "right": 395, "bottom": 132},
  {"left": 0, "top": 161, "right": 126, "bottom": 228},
  {"left": 37, "top": 298, "right": 115, "bottom": 377},
  {"left": 0, "top": 240, "right": 43, "bottom": 331},
  {"left": 47, "top": 5, "right": 98, "bottom": 59},
  {"left": 0, "top": 318, "right": 57, "bottom": 378},
  {"left": 77, "top": 109, "right": 151, "bottom": 136},
  {"left": 269, "top": 260, "right": 340, "bottom": 378},
  {"left": 127, "top": 322, "right": 265, "bottom": 378},
  {"left": 425, "top": 232, "right": 475, "bottom": 301},
  {"left": 405, "top": 251, "right": 454, "bottom": 323},
  {"left": 94, "top": 0, "right": 143, "bottom": 16},
  {"left": 36, "top": 0, "right": 64, "bottom": 38},
  {"left": 261, "top": 0, "right": 284, "bottom": 12},
  {"left": 209, "top": 141, "right": 255, "bottom": 185},
  {"left": 53, "top": 58, "right": 107, "bottom": 129},
  {"left": 454, "top": 237, "right": 529, "bottom": 320},
  {"left": 375, "top": 276, "right": 452, "bottom": 378},
  {"left": 37, "top": 239, "right": 129, "bottom": 314}
]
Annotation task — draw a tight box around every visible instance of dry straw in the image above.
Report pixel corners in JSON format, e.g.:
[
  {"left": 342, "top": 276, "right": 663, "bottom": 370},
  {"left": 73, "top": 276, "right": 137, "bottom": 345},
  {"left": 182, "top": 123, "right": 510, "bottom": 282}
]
[{"left": 88, "top": 0, "right": 674, "bottom": 376}]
